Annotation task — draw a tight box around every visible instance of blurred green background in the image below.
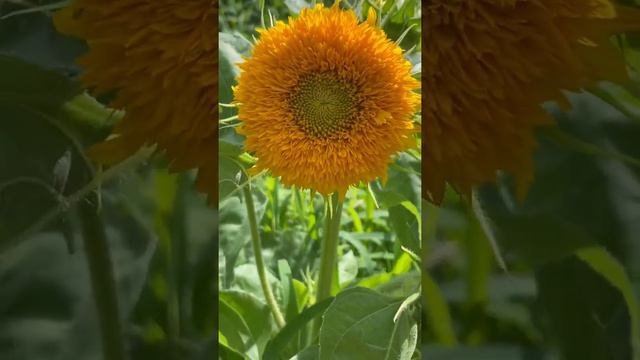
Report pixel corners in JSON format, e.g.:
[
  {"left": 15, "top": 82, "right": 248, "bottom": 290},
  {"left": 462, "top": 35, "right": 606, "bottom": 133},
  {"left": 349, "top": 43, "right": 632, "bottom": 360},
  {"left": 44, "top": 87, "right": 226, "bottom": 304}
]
[
  {"left": 0, "top": 1, "right": 218, "bottom": 359},
  {"left": 423, "top": 1, "right": 640, "bottom": 358},
  {"left": 424, "top": 88, "right": 640, "bottom": 359}
]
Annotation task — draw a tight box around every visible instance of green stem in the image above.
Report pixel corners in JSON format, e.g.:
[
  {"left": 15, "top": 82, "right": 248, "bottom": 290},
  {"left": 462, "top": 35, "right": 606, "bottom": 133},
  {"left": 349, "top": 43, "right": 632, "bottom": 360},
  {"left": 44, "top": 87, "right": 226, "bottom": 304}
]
[
  {"left": 311, "top": 193, "right": 344, "bottom": 341},
  {"left": 242, "top": 184, "right": 286, "bottom": 328},
  {"left": 316, "top": 193, "right": 344, "bottom": 302},
  {"left": 80, "top": 192, "right": 127, "bottom": 360}
]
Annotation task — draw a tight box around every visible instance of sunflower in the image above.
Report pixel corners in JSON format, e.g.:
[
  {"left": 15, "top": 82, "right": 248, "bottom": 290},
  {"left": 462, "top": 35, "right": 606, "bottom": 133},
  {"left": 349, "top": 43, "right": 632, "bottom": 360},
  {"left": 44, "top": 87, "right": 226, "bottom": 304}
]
[
  {"left": 53, "top": 0, "right": 218, "bottom": 203},
  {"left": 424, "top": 0, "right": 640, "bottom": 204},
  {"left": 234, "top": 3, "right": 420, "bottom": 198}
]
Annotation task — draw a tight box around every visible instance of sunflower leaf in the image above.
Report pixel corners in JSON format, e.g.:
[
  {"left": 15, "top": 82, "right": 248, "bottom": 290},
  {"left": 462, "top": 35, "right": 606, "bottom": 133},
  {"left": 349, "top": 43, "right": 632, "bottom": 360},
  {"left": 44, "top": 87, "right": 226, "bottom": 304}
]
[{"left": 318, "top": 287, "right": 417, "bottom": 360}]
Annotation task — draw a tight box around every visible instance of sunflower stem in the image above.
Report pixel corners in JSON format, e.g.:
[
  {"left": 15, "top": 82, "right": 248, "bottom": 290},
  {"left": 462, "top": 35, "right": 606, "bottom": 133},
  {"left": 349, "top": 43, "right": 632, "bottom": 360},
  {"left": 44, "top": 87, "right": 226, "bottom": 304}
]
[
  {"left": 313, "top": 193, "right": 343, "bottom": 339},
  {"left": 317, "top": 192, "right": 343, "bottom": 302},
  {"left": 80, "top": 192, "right": 127, "bottom": 360},
  {"left": 242, "top": 184, "right": 286, "bottom": 328}
]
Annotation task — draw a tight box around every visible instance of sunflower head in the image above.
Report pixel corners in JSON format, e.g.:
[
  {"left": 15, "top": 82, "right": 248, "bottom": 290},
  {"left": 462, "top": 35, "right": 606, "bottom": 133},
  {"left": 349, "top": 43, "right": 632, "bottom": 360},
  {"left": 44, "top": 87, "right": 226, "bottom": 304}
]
[
  {"left": 424, "top": 0, "right": 640, "bottom": 204},
  {"left": 234, "top": 3, "right": 420, "bottom": 198},
  {"left": 54, "top": 0, "right": 219, "bottom": 204}
]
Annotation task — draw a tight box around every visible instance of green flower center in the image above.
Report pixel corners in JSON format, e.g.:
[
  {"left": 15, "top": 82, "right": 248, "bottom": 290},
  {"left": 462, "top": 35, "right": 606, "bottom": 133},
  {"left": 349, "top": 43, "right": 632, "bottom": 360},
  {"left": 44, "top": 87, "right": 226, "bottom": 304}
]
[{"left": 290, "top": 74, "right": 358, "bottom": 138}]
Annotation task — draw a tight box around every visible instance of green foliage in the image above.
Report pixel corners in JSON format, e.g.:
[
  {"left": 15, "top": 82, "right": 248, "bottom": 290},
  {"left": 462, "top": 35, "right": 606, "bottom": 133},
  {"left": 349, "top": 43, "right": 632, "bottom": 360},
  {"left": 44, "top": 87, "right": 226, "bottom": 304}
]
[
  {"left": 425, "top": 68, "right": 640, "bottom": 360},
  {"left": 319, "top": 287, "right": 418, "bottom": 360},
  {"left": 0, "top": 5, "right": 219, "bottom": 360},
  {"left": 0, "top": 51, "right": 158, "bottom": 359}
]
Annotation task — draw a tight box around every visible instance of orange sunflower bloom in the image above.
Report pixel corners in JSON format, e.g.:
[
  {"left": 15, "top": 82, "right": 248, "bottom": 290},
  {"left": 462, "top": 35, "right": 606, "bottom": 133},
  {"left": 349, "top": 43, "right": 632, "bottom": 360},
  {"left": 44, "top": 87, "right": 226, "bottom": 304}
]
[
  {"left": 424, "top": 0, "right": 640, "bottom": 204},
  {"left": 54, "top": 0, "right": 218, "bottom": 203},
  {"left": 234, "top": 3, "right": 420, "bottom": 198}
]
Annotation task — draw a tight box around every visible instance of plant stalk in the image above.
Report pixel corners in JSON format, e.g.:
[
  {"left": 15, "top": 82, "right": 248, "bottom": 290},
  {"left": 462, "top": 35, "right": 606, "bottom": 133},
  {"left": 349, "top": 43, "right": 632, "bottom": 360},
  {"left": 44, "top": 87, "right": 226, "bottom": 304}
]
[
  {"left": 80, "top": 192, "right": 127, "bottom": 360},
  {"left": 316, "top": 192, "right": 344, "bottom": 302},
  {"left": 242, "top": 184, "right": 286, "bottom": 328},
  {"left": 311, "top": 193, "right": 344, "bottom": 341}
]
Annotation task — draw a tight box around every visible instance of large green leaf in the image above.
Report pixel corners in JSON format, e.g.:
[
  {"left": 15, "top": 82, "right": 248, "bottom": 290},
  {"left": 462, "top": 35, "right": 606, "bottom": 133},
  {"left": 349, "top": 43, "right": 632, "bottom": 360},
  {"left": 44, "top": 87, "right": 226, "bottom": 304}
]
[
  {"left": 219, "top": 290, "right": 274, "bottom": 359},
  {"left": 319, "top": 287, "right": 418, "bottom": 360},
  {"left": 578, "top": 247, "right": 640, "bottom": 353},
  {"left": 0, "top": 55, "right": 86, "bottom": 246},
  {"left": 0, "top": 54, "right": 78, "bottom": 108},
  {"left": 263, "top": 297, "right": 334, "bottom": 360},
  {"left": 536, "top": 252, "right": 634, "bottom": 360},
  {"left": 0, "top": 9, "right": 86, "bottom": 71}
]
